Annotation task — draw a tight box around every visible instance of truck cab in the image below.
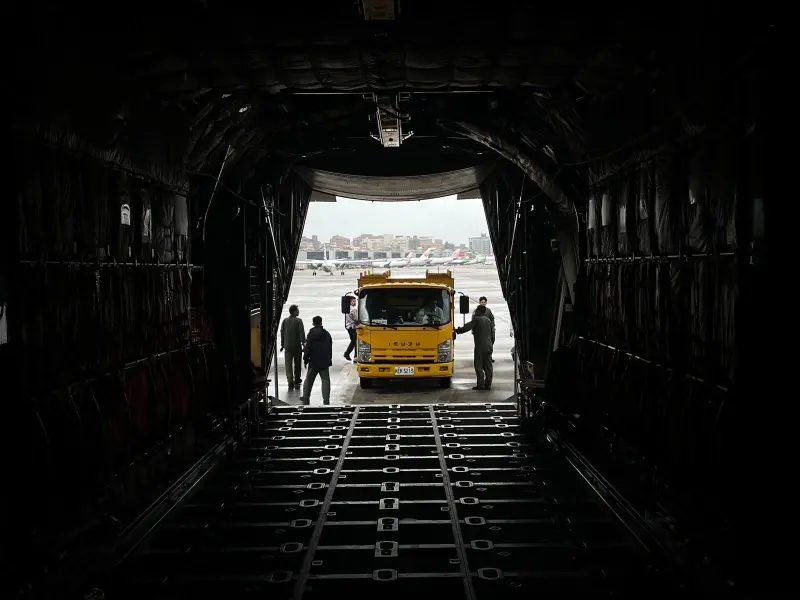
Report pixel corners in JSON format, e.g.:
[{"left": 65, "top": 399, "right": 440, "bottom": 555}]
[{"left": 343, "top": 270, "right": 470, "bottom": 389}]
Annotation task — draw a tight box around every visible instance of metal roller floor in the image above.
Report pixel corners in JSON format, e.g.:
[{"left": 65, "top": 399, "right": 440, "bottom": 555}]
[{"left": 114, "top": 403, "right": 665, "bottom": 599}]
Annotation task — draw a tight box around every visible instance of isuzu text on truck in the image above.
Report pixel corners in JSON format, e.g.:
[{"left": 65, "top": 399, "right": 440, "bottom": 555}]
[{"left": 342, "top": 270, "right": 470, "bottom": 389}]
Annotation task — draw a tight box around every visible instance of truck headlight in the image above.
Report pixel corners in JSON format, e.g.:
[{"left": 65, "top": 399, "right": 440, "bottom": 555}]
[
  {"left": 437, "top": 339, "right": 452, "bottom": 362},
  {"left": 357, "top": 340, "right": 371, "bottom": 362}
]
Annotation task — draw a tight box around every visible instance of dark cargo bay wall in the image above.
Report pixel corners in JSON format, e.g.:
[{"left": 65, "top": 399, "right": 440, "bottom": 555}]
[
  {"left": 543, "top": 56, "right": 765, "bottom": 585},
  {"left": 7, "top": 123, "right": 249, "bottom": 587}
]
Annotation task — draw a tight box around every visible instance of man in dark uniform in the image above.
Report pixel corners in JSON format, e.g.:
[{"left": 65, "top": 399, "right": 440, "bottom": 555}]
[
  {"left": 475, "top": 296, "right": 496, "bottom": 362},
  {"left": 302, "top": 316, "right": 333, "bottom": 404},
  {"left": 280, "top": 304, "right": 306, "bottom": 390},
  {"left": 455, "top": 304, "right": 494, "bottom": 390}
]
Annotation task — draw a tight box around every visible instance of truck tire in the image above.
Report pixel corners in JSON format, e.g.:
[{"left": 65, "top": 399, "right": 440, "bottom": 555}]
[
  {"left": 439, "top": 377, "right": 452, "bottom": 389},
  {"left": 360, "top": 377, "right": 373, "bottom": 389}
]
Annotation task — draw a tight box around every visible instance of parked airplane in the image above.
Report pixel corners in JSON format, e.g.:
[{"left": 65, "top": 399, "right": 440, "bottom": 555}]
[
  {"left": 298, "top": 247, "right": 459, "bottom": 273},
  {"left": 389, "top": 251, "right": 416, "bottom": 267},
  {"left": 297, "top": 251, "right": 373, "bottom": 275},
  {"left": 408, "top": 247, "right": 437, "bottom": 266},
  {"left": 465, "top": 254, "right": 487, "bottom": 265},
  {"left": 369, "top": 251, "right": 413, "bottom": 269},
  {"left": 428, "top": 249, "right": 468, "bottom": 265},
  {"left": 464, "top": 254, "right": 495, "bottom": 265},
  {"left": 449, "top": 252, "right": 472, "bottom": 265}
]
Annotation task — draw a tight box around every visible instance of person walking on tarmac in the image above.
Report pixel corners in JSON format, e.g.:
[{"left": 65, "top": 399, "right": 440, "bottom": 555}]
[
  {"left": 280, "top": 305, "right": 306, "bottom": 390},
  {"left": 302, "top": 316, "right": 333, "bottom": 404},
  {"left": 474, "top": 296, "right": 496, "bottom": 362},
  {"left": 343, "top": 295, "right": 358, "bottom": 363},
  {"left": 455, "top": 304, "right": 494, "bottom": 390}
]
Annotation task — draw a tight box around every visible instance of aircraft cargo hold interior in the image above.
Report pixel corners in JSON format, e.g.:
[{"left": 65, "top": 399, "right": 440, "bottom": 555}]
[{"left": 4, "top": 2, "right": 773, "bottom": 598}]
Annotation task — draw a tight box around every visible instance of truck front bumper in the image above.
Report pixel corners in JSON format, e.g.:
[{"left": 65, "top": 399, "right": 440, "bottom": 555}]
[{"left": 356, "top": 362, "right": 453, "bottom": 379}]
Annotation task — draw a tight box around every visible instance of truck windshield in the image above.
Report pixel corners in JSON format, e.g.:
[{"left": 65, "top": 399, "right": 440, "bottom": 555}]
[{"left": 358, "top": 288, "right": 451, "bottom": 327}]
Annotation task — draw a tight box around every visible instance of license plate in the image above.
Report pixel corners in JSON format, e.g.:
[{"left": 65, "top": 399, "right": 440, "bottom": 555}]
[{"left": 394, "top": 366, "right": 415, "bottom": 376}]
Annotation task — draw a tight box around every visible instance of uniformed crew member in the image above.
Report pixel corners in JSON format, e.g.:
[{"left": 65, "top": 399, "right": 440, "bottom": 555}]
[
  {"left": 455, "top": 304, "right": 493, "bottom": 390},
  {"left": 475, "top": 296, "right": 496, "bottom": 362},
  {"left": 280, "top": 304, "right": 306, "bottom": 390},
  {"left": 303, "top": 316, "right": 333, "bottom": 404}
]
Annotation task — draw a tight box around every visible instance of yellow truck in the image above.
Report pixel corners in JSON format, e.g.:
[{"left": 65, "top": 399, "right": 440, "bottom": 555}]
[{"left": 342, "top": 270, "right": 470, "bottom": 389}]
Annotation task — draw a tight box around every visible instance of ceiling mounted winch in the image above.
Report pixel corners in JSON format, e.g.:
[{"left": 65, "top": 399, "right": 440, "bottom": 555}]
[{"left": 365, "top": 92, "right": 413, "bottom": 148}]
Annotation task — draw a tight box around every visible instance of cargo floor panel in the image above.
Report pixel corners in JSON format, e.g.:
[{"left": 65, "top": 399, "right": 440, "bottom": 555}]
[
  {"left": 319, "top": 520, "right": 455, "bottom": 545},
  {"left": 111, "top": 403, "right": 668, "bottom": 599}
]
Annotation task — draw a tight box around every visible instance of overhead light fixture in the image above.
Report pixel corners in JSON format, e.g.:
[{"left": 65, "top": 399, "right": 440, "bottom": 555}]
[{"left": 361, "top": 0, "right": 395, "bottom": 20}]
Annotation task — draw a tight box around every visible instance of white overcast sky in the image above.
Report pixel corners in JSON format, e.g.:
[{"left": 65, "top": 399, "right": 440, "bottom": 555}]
[{"left": 302, "top": 196, "right": 489, "bottom": 244}]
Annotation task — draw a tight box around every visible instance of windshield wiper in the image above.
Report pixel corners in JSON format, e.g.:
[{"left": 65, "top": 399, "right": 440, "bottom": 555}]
[{"left": 369, "top": 323, "right": 398, "bottom": 330}]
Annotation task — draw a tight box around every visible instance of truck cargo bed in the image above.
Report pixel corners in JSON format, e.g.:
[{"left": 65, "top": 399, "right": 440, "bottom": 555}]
[{"left": 111, "top": 403, "right": 673, "bottom": 599}]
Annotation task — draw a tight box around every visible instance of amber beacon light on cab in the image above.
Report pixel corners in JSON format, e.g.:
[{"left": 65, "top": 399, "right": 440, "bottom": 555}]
[{"left": 341, "top": 269, "right": 471, "bottom": 390}]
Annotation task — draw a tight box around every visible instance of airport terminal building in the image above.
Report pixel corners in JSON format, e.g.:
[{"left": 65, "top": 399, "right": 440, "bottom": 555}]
[{"left": 298, "top": 249, "right": 407, "bottom": 261}]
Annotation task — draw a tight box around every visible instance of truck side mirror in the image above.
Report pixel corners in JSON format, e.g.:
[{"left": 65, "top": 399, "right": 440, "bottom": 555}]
[
  {"left": 341, "top": 296, "right": 352, "bottom": 314},
  {"left": 459, "top": 295, "right": 470, "bottom": 314}
]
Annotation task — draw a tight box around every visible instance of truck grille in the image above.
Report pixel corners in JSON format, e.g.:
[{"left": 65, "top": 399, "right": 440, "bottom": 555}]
[
  {"left": 373, "top": 348, "right": 436, "bottom": 353},
  {"left": 372, "top": 358, "right": 436, "bottom": 364},
  {"left": 373, "top": 348, "right": 437, "bottom": 362}
]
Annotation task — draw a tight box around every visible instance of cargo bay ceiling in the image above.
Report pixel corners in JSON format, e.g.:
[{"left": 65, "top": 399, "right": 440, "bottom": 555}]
[
  {"left": 13, "top": 0, "right": 759, "bottom": 205},
  {"left": 13, "top": 0, "right": 764, "bottom": 331},
  {"left": 12, "top": 0, "right": 763, "bottom": 301}
]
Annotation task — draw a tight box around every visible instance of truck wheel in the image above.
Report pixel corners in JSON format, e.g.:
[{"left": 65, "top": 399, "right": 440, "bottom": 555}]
[
  {"left": 360, "top": 378, "right": 373, "bottom": 389},
  {"left": 439, "top": 377, "right": 452, "bottom": 389}
]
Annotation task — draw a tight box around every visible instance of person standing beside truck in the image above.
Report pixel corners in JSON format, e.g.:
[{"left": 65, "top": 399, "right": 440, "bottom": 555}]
[
  {"left": 343, "top": 295, "right": 358, "bottom": 363},
  {"left": 475, "top": 296, "right": 496, "bottom": 362},
  {"left": 455, "top": 304, "right": 494, "bottom": 390},
  {"left": 280, "top": 304, "right": 306, "bottom": 390},
  {"left": 303, "top": 316, "right": 333, "bottom": 404}
]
